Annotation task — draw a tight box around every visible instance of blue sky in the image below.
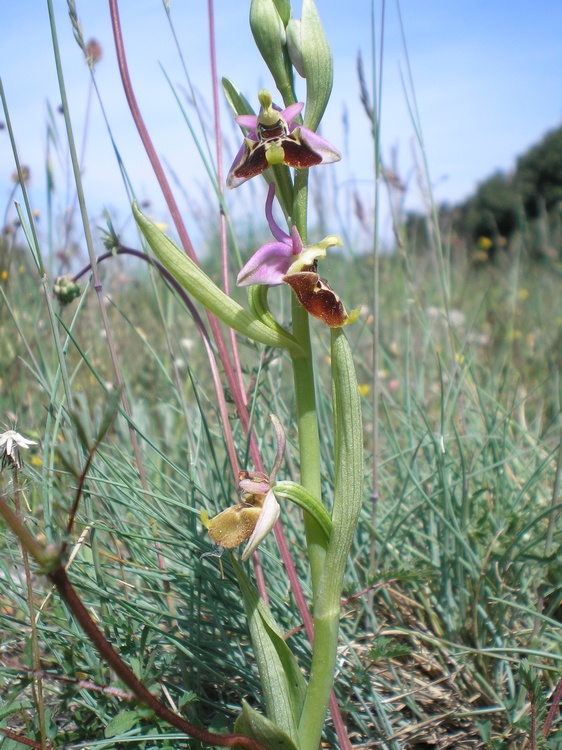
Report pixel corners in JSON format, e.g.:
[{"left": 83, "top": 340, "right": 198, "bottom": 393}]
[{"left": 1, "top": 1, "right": 561, "bottom": 253}]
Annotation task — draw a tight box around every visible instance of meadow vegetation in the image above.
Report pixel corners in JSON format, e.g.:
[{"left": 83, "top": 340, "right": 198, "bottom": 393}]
[{"left": 1, "top": 3, "right": 561, "bottom": 749}]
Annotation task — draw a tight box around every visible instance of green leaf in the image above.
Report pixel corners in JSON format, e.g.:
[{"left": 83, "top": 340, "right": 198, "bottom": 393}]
[
  {"left": 96, "top": 385, "right": 123, "bottom": 444},
  {"left": 324, "top": 328, "right": 364, "bottom": 593},
  {"left": 222, "top": 77, "right": 255, "bottom": 118},
  {"left": 301, "top": 0, "right": 333, "bottom": 131},
  {"left": 132, "top": 202, "right": 303, "bottom": 356},
  {"left": 272, "top": 480, "right": 332, "bottom": 540},
  {"left": 104, "top": 709, "right": 138, "bottom": 738},
  {"left": 235, "top": 700, "right": 300, "bottom": 750},
  {"left": 232, "top": 557, "right": 307, "bottom": 743}
]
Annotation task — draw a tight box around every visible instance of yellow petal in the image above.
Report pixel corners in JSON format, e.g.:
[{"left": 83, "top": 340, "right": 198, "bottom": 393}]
[{"left": 207, "top": 503, "right": 262, "bottom": 549}]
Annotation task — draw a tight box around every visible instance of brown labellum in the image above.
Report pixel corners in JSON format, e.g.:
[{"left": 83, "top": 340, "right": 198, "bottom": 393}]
[
  {"left": 207, "top": 501, "right": 263, "bottom": 549},
  {"left": 230, "top": 142, "right": 270, "bottom": 183},
  {"left": 283, "top": 271, "right": 349, "bottom": 327}
]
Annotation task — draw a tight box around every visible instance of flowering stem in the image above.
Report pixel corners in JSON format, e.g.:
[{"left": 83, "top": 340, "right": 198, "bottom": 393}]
[
  {"left": 290, "top": 302, "right": 326, "bottom": 594},
  {"left": 298, "top": 329, "right": 363, "bottom": 750},
  {"left": 288, "top": 169, "right": 327, "bottom": 598},
  {"left": 11, "top": 470, "right": 48, "bottom": 750},
  {"left": 290, "top": 168, "right": 353, "bottom": 748}
]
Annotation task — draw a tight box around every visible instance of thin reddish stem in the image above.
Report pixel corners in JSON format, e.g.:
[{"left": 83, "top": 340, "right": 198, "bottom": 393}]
[
  {"left": 72, "top": 247, "right": 239, "bottom": 476},
  {"left": 108, "top": 0, "right": 250, "bottom": 483},
  {"left": 48, "top": 567, "right": 267, "bottom": 750},
  {"left": 206, "top": 0, "right": 247, "bottom": 406},
  {"left": 0, "top": 728, "right": 52, "bottom": 750},
  {"left": 544, "top": 675, "right": 562, "bottom": 737}
]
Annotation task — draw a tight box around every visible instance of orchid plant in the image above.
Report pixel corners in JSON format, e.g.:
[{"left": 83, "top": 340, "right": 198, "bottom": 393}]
[
  {"left": 133, "top": 1, "right": 364, "bottom": 746},
  {"left": 0, "top": 0, "right": 364, "bottom": 748}
]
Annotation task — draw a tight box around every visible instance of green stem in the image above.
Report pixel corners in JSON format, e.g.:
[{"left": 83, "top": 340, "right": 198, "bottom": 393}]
[
  {"left": 298, "top": 329, "right": 363, "bottom": 750},
  {"left": 290, "top": 303, "right": 326, "bottom": 595},
  {"left": 12, "top": 471, "right": 48, "bottom": 750},
  {"left": 290, "top": 169, "right": 326, "bottom": 597}
]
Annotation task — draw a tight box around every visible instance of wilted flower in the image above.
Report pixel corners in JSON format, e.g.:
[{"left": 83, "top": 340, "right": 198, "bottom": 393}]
[
  {"left": 227, "top": 89, "right": 340, "bottom": 189},
  {"left": 0, "top": 429, "right": 37, "bottom": 472},
  {"left": 202, "top": 416, "right": 285, "bottom": 560},
  {"left": 11, "top": 166, "right": 30, "bottom": 185},
  {"left": 237, "top": 184, "right": 359, "bottom": 327},
  {"left": 85, "top": 38, "right": 103, "bottom": 67}
]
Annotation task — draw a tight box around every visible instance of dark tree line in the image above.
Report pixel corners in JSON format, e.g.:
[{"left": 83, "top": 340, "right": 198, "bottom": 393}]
[
  {"left": 456, "top": 124, "right": 562, "bottom": 259},
  {"left": 400, "top": 123, "right": 562, "bottom": 261}
]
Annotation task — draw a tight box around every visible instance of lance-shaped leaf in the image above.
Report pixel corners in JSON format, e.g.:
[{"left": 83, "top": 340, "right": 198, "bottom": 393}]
[
  {"left": 232, "top": 557, "right": 307, "bottom": 742},
  {"left": 132, "top": 203, "right": 302, "bottom": 355},
  {"left": 272, "top": 480, "right": 332, "bottom": 541},
  {"left": 301, "top": 0, "right": 333, "bottom": 132},
  {"left": 323, "top": 328, "right": 364, "bottom": 594},
  {"left": 296, "top": 328, "right": 364, "bottom": 746},
  {"left": 235, "top": 701, "right": 299, "bottom": 750}
]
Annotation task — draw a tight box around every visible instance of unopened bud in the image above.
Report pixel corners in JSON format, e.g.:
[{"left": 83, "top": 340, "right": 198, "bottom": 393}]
[
  {"left": 53, "top": 275, "right": 81, "bottom": 305},
  {"left": 250, "top": 0, "right": 294, "bottom": 104}
]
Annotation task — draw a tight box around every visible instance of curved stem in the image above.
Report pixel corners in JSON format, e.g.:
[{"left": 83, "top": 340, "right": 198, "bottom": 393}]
[
  {"left": 48, "top": 566, "right": 267, "bottom": 750},
  {"left": 72, "top": 247, "right": 239, "bottom": 477}
]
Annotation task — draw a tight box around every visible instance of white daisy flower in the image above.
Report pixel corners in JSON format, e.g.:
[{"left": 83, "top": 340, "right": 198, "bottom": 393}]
[{"left": 0, "top": 430, "right": 37, "bottom": 471}]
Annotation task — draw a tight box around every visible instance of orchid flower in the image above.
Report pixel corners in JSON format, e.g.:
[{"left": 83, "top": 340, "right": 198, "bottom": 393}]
[
  {"left": 202, "top": 416, "right": 285, "bottom": 560},
  {"left": 237, "top": 184, "right": 359, "bottom": 328},
  {"left": 227, "top": 89, "right": 340, "bottom": 189}
]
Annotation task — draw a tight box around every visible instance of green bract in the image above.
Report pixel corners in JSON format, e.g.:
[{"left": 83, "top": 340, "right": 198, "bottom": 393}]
[
  {"left": 233, "top": 558, "right": 307, "bottom": 743},
  {"left": 271, "top": 0, "right": 291, "bottom": 27},
  {"left": 132, "top": 203, "right": 303, "bottom": 356},
  {"left": 272, "top": 480, "right": 332, "bottom": 541},
  {"left": 301, "top": 0, "right": 333, "bottom": 131},
  {"left": 286, "top": 19, "right": 305, "bottom": 78}
]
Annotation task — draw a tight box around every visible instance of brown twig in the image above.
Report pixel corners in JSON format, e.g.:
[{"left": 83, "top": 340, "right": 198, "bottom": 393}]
[
  {"left": 543, "top": 676, "right": 562, "bottom": 737},
  {"left": 48, "top": 566, "right": 267, "bottom": 750},
  {"left": 0, "top": 727, "right": 53, "bottom": 750}
]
